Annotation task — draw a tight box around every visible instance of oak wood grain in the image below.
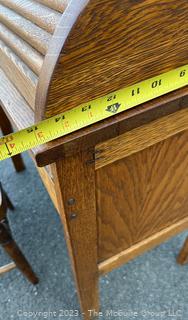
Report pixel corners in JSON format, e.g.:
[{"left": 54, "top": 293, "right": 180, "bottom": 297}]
[
  {"left": 43, "top": 0, "right": 188, "bottom": 119},
  {"left": 1, "top": 1, "right": 188, "bottom": 315},
  {"left": 95, "top": 108, "right": 188, "bottom": 170},
  {"left": 35, "top": 0, "right": 89, "bottom": 120},
  {"left": 99, "top": 217, "right": 188, "bottom": 275},
  {"left": 36, "top": 166, "right": 59, "bottom": 213},
  {"left": 35, "top": 87, "right": 188, "bottom": 167},
  {"left": 52, "top": 151, "right": 99, "bottom": 319},
  {"left": 96, "top": 130, "right": 188, "bottom": 262}
]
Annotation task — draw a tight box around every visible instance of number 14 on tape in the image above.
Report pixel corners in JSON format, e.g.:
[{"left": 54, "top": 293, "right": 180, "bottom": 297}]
[{"left": 0, "top": 64, "right": 188, "bottom": 162}]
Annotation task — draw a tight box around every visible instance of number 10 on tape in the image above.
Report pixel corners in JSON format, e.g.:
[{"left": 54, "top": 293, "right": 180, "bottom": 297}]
[{"left": 0, "top": 64, "right": 188, "bottom": 162}]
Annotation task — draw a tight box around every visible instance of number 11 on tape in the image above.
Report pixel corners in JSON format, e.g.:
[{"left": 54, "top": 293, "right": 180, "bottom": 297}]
[{"left": 0, "top": 64, "right": 188, "bottom": 162}]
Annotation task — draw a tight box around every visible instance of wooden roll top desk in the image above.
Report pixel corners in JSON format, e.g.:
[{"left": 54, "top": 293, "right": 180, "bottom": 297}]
[{"left": 1, "top": 0, "right": 188, "bottom": 318}]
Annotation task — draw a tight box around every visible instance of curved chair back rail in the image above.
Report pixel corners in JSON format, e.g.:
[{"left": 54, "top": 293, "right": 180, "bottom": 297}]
[{"left": 1, "top": 0, "right": 188, "bottom": 124}]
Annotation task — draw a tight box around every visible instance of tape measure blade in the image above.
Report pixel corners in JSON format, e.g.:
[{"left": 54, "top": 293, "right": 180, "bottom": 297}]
[{"left": 0, "top": 64, "right": 188, "bottom": 162}]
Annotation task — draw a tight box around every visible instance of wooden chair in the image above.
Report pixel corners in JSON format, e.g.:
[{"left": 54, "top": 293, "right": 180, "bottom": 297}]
[
  {"left": 0, "top": 182, "right": 38, "bottom": 284},
  {"left": 0, "top": 0, "right": 188, "bottom": 318},
  {"left": 0, "top": 108, "right": 38, "bottom": 283}
]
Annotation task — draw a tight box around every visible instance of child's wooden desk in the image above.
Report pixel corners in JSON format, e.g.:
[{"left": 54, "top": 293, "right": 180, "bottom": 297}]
[{"left": 0, "top": 0, "right": 188, "bottom": 318}]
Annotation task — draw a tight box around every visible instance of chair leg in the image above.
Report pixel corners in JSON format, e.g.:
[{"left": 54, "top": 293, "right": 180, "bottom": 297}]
[
  {"left": 10, "top": 155, "right": 25, "bottom": 173},
  {"left": 177, "top": 237, "right": 188, "bottom": 265},
  {"left": 1, "top": 185, "right": 15, "bottom": 211},
  {"left": 0, "top": 106, "right": 25, "bottom": 172},
  {"left": 0, "top": 219, "right": 39, "bottom": 284},
  {"left": 5, "top": 193, "right": 14, "bottom": 211}
]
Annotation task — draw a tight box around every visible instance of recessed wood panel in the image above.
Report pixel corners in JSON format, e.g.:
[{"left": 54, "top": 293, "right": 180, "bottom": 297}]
[{"left": 96, "top": 130, "right": 188, "bottom": 262}]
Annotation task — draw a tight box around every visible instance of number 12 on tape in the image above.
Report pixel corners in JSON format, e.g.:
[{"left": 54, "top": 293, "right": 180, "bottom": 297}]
[{"left": 0, "top": 64, "right": 188, "bottom": 162}]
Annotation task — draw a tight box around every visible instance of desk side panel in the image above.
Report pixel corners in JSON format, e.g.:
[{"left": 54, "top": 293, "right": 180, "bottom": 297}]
[{"left": 96, "top": 129, "right": 188, "bottom": 262}]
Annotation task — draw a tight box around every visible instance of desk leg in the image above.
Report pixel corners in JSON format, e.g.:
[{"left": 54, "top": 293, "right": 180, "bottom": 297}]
[
  {"left": 52, "top": 150, "right": 99, "bottom": 320},
  {"left": 177, "top": 237, "right": 188, "bottom": 265}
]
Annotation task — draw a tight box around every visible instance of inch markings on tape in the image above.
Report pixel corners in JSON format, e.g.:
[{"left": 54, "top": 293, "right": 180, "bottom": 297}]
[{"left": 1, "top": 64, "right": 188, "bottom": 162}]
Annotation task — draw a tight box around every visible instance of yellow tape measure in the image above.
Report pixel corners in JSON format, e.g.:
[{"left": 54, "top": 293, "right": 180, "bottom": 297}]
[{"left": 1, "top": 64, "right": 188, "bottom": 162}]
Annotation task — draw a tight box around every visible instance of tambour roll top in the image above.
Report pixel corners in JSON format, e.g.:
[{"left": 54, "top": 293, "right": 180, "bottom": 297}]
[
  {"left": 1, "top": 0, "right": 188, "bottom": 127},
  {"left": 0, "top": 0, "right": 68, "bottom": 125}
]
